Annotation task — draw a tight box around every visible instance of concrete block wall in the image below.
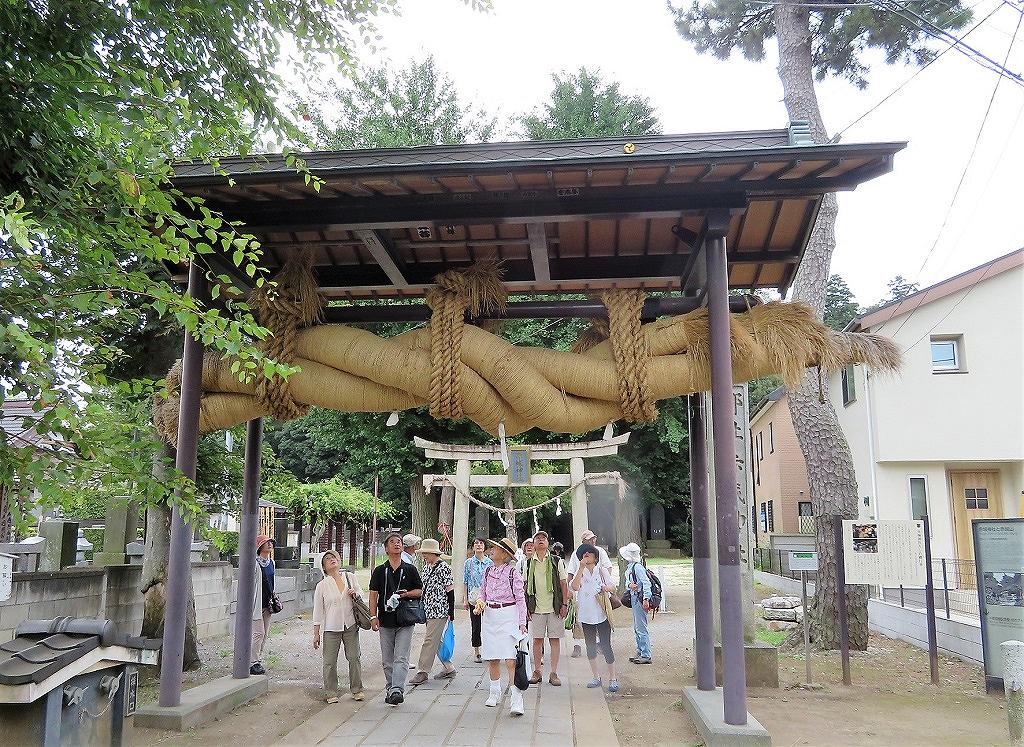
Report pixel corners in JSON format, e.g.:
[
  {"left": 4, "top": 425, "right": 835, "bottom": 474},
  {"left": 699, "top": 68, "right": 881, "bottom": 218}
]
[
  {"left": 867, "top": 598, "right": 982, "bottom": 664},
  {"left": 1, "top": 561, "right": 316, "bottom": 644},
  {"left": 0, "top": 568, "right": 106, "bottom": 642},
  {"left": 193, "top": 563, "right": 234, "bottom": 639}
]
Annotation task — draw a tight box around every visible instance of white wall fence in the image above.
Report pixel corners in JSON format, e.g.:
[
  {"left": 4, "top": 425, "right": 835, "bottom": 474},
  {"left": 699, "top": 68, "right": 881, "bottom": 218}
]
[
  {"left": 756, "top": 570, "right": 982, "bottom": 665},
  {"left": 0, "top": 562, "right": 318, "bottom": 644}
]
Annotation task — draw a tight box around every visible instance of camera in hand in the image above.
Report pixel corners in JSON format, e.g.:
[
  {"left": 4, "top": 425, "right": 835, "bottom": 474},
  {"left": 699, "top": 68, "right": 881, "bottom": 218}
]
[{"left": 384, "top": 592, "right": 401, "bottom": 612}]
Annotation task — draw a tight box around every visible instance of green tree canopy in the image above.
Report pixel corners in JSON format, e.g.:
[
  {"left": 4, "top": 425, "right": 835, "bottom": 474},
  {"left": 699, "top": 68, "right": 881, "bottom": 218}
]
[
  {"left": 867, "top": 274, "right": 921, "bottom": 310},
  {"left": 266, "top": 475, "right": 394, "bottom": 530},
  {"left": 519, "top": 68, "right": 661, "bottom": 140},
  {"left": 669, "top": 0, "right": 972, "bottom": 88},
  {"left": 823, "top": 274, "right": 860, "bottom": 330},
  {"left": 299, "top": 55, "right": 497, "bottom": 149},
  {"left": 0, "top": 0, "right": 412, "bottom": 511}
]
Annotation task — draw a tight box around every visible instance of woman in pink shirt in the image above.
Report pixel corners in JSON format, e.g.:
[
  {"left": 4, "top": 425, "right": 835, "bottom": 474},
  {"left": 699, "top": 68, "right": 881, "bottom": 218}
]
[{"left": 474, "top": 537, "right": 527, "bottom": 716}]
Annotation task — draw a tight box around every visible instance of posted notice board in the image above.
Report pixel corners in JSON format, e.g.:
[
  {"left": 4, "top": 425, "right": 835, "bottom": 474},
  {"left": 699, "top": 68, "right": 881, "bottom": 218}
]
[
  {"left": 973, "top": 518, "right": 1024, "bottom": 688},
  {"left": 842, "top": 520, "right": 927, "bottom": 586}
]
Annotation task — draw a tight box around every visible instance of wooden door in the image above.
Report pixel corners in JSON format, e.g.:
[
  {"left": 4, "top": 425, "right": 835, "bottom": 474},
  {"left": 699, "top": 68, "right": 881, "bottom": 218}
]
[{"left": 949, "top": 471, "right": 1003, "bottom": 562}]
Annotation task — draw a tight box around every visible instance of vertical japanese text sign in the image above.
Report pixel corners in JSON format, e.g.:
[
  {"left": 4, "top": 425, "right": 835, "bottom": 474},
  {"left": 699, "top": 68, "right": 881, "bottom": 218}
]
[{"left": 508, "top": 447, "right": 531, "bottom": 487}]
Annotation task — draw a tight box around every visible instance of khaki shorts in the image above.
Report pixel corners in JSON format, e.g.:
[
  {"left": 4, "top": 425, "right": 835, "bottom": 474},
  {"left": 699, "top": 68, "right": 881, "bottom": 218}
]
[{"left": 529, "top": 612, "right": 565, "bottom": 639}]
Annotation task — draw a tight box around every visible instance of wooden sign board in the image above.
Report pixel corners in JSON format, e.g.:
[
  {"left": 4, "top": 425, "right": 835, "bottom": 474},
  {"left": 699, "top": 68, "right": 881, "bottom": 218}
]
[
  {"left": 842, "top": 520, "right": 926, "bottom": 586},
  {"left": 508, "top": 447, "right": 531, "bottom": 486}
]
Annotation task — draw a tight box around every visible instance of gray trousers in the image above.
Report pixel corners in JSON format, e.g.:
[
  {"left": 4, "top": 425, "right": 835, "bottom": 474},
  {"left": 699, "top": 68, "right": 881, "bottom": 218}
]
[
  {"left": 323, "top": 626, "right": 363, "bottom": 696},
  {"left": 379, "top": 624, "right": 414, "bottom": 695}
]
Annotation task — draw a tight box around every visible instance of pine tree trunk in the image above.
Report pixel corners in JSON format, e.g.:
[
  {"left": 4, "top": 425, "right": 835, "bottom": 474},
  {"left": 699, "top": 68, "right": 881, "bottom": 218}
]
[
  {"left": 140, "top": 442, "right": 202, "bottom": 669},
  {"left": 774, "top": 2, "right": 868, "bottom": 649}
]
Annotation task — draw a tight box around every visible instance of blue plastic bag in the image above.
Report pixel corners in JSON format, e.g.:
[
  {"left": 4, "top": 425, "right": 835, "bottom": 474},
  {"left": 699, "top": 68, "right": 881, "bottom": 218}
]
[{"left": 438, "top": 620, "right": 456, "bottom": 663}]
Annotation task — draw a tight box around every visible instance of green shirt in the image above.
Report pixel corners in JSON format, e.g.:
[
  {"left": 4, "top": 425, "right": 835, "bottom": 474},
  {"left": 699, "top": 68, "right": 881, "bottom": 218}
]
[{"left": 528, "top": 552, "right": 567, "bottom": 614}]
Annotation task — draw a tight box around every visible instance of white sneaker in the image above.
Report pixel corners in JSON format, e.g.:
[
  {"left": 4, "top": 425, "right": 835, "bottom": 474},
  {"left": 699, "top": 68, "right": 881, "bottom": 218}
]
[
  {"left": 485, "top": 683, "right": 501, "bottom": 707},
  {"left": 509, "top": 688, "right": 524, "bottom": 716}
]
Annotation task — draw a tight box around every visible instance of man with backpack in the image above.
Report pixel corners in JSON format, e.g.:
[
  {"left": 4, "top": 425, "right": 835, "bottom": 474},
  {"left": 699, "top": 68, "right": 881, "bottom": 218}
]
[
  {"left": 619, "top": 542, "right": 654, "bottom": 664},
  {"left": 525, "top": 530, "right": 569, "bottom": 685}
]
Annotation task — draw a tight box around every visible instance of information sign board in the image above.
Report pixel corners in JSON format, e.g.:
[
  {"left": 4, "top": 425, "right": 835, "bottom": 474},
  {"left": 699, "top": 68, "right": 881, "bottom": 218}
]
[
  {"left": 842, "top": 520, "right": 926, "bottom": 586},
  {"left": 972, "top": 518, "right": 1024, "bottom": 689},
  {"left": 508, "top": 447, "right": 531, "bottom": 486},
  {"left": 789, "top": 551, "right": 819, "bottom": 572}
]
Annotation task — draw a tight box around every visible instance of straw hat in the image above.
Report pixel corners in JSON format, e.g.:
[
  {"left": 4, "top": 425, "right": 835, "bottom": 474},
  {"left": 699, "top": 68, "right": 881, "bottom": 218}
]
[
  {"left": 414, "top": 538, "right": 450, "bottom": 560},
  {"left": 485, "top": 537, "right": 518, "bottom": 559}
]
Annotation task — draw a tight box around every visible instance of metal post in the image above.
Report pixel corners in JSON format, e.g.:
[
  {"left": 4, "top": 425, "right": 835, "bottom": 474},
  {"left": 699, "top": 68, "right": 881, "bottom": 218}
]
[
  {"left": 158, "top": 262, "right": 208, "bottom": 707},
  {"left": 900, "top": 585, "right": 905, "bottom": 607},
  {"left": 801, "top": 570, "right": 812, "bottom": 685},
  {"left": 706, "top": 232, "right": 748, "bottom": 725},
  {"left": 941, "top": 558, "right": 951, "bottom": 619},
  {"left": 371, "top": 475, "right": 379, "bottom": 569},
  {"left": 833, "top": 514, "right": 852, "bottom": 686},
  {"left": 232, "top": 418, "right": 262, "bottom": 679},
  {"left": 923, "top": 515, "right": 940, "bottom": 685},
  {"left": 688, "top": 394, "right": 715, "bottom": 692}
]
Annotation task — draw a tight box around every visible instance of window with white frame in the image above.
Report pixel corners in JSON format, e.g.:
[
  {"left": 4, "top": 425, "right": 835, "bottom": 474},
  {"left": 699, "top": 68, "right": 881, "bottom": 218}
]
[
  {"left": 908, "top": 476, "right": 928, "bottom": 520},
  {"left": 930, "top": 335, "right": 965, "bottom": 372},
  {"left": 841, "top": 364, "right": 856, "bottom": 405}
]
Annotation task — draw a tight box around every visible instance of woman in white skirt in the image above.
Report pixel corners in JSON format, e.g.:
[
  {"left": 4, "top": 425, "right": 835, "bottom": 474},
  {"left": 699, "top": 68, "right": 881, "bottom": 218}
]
[{"left": 474, "top": 537, "right": 528, "bottom": 716}]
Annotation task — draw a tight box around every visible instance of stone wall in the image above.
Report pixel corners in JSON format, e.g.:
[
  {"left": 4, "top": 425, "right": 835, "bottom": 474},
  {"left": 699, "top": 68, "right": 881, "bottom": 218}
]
[{"left": 0, "top": 562, "right": 317, "bottom": 643}]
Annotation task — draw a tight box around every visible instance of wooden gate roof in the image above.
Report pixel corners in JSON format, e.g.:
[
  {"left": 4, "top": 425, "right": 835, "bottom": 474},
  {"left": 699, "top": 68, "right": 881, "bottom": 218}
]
[{"left": 173, "top": 125, "right": 904, "bottom": 299}]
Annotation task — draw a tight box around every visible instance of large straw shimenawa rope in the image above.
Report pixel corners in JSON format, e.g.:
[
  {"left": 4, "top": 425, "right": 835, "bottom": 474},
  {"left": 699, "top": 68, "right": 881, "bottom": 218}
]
[
  {"left": 153, "top": 261, "right": 901, "bottom": 444},
  {"left": 424, "top": 259, "right": 506, "bottom": 420}
]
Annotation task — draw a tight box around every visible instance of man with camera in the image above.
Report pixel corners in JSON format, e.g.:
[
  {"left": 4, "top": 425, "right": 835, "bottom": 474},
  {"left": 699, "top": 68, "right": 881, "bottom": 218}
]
[{"left": 368, "top": 531, "right": 424, "bottom": 705}]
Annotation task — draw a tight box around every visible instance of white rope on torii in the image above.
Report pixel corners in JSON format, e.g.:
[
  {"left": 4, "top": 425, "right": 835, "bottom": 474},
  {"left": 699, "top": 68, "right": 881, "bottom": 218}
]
[{"left": 429, "top": 471, "right": 624, "bottom": 530}]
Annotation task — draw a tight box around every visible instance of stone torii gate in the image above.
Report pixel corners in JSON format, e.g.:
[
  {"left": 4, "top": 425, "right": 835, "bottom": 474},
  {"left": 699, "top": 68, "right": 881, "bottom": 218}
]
[{"left": 414, "top": 434, "right": 629, "bottom": 604}]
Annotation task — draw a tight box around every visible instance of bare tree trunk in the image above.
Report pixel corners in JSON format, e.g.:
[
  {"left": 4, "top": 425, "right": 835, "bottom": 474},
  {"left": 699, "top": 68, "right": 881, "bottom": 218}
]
[
  {"left": 410, "top": 478, "right": 438, "bottom": 540},
  {"left": 614, "top": 481, "right": 644, "bottom": 595},
  {"left": 775, "top": 2, "right": 868, "bottom": 649},
  {"left": 0, "top": 485, "right": 11, "bottom": 544},
  {"left": 140, "top": 442, "right": 202, "bottom": 669},
  {"left": 503, "top": 489, "right": 517, "bottom": 545}
]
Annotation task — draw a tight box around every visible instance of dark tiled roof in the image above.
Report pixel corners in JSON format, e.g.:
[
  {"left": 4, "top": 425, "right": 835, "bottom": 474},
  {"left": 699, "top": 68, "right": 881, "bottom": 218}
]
[
  {"left": 173, "top": 130, "right": 800, "bottom": 182},
  {"left": 0, "top": 618, "right": 160, "bottom": 686}
]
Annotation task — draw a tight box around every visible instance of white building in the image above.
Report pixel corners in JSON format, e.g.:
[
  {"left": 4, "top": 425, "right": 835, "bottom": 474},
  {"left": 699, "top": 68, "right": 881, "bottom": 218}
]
[{"left": 830, "top": 249, "right": 1023, "bottom": 561}]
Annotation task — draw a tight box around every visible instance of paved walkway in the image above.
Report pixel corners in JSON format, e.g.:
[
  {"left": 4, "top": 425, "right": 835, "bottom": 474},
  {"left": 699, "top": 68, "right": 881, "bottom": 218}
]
[{"left": 276, "top": 618, "right": 620, "bottom": 747}]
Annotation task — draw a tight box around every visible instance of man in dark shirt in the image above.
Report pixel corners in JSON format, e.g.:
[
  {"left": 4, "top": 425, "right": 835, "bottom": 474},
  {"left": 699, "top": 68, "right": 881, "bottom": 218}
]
[{"left": 368, "top": 531, "right": 423, "bottom": 705}]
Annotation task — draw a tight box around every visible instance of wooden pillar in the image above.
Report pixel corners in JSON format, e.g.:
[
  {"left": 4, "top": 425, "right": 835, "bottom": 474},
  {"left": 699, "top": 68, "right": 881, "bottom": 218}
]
[
  {"left": 232, "top": 418, "right": 262, "bottom": 679},
  {"left": 569, "top": 457, "right": 589, "bottom": 544},
  {"left": 707, "top": 227, "right": 748, "bottom": 726},
  {"left": 349, "top": 523, "right": 358, "bottom": 567},
  {"left": 361, "top": 527, "right": 370, "bottom": 567},
  {"left": 452, "top": 459, "right": 471, "bottom": 605},
  {"left": 158, "top": 262, "right": 207, "bottom": 707},
  {"left": 335, "top": 520, "right": 343, "bottom": 552}
]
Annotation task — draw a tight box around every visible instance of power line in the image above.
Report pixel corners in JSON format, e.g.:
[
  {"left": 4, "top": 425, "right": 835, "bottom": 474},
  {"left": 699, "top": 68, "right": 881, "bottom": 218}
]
[
  {"left": 873, "top": 0, "right": 1024, "bottom": 85},
  {"left": 833, "top": 1, "right": 1003, "bottom": 139},
  {"left": 889, "top": 10, "right": 1021, "bottom": 340}
]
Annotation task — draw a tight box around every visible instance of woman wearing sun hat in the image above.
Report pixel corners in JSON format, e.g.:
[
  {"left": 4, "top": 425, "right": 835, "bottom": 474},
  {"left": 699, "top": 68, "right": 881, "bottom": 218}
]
[
  {"left": 250, "top": 534, "right": 276, "bottom": 675},
  {"left": 410, "top": 538, "right": 457, "bottom": 685},
  {"left": 476, "top": 537, "right": 528, "bottom": 716},
  {"left": 313, "top": 549, "right": 365, "bottom": 703}
]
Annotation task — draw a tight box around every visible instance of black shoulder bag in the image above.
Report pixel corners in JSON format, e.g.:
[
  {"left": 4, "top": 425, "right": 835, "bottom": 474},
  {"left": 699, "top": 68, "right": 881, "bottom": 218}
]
[{"left": 395, "top": 566, "right": 427, "bottom": 627}]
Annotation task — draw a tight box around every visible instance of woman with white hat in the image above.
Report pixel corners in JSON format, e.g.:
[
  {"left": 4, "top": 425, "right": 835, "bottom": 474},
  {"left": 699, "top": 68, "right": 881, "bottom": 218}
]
[
  {"left": 409, "top": 538, "right": 457, "bottom": 685},
  {"left": 475, "top": 537, "right": 528, "bottom": 716},
  {"left": 619, "top": 542, "right": 653, "bottom": 664},
  {"left": 312, "top": 549, "right": 365, "bottom": 702}
]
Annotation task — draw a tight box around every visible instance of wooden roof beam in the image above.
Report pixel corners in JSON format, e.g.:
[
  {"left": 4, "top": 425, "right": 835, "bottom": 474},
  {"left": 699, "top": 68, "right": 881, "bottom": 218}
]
[
  {"left": 527, "top": 222, "right": 551, "bottom": 281},
  {"left": 354, "top": 229, "right": 409, "bottom": 288}
]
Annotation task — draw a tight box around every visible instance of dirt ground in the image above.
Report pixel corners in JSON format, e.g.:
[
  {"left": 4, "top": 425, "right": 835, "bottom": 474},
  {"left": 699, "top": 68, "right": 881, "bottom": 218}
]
[{"left": 134, "top": 562, "right": 1009, "bottom": 746}]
